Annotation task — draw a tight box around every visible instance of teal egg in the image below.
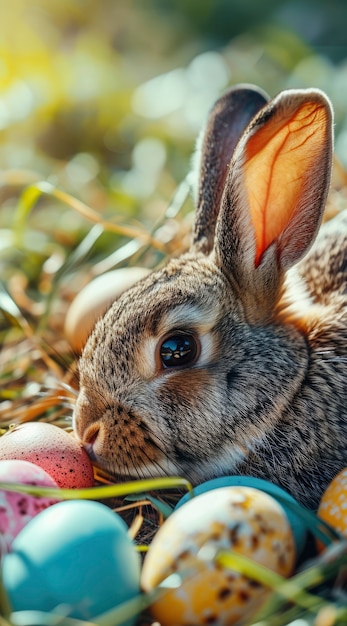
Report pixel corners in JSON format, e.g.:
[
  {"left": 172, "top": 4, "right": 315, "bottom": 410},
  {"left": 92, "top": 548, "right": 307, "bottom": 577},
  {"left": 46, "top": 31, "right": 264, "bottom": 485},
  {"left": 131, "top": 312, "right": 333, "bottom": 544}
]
[
  {"left": 176, "top": 475, "right": 307, "bottom": 556},
  {"left": 2, "top": 499, "right": 141, "bottom": 623}
]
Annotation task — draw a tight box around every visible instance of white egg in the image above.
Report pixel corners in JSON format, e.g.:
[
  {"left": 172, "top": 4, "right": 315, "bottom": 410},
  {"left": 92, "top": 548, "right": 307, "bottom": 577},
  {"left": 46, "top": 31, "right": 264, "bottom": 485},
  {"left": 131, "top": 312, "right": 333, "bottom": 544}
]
[{"left": 65, "top": 266, "right": 151, "bottom": 352}]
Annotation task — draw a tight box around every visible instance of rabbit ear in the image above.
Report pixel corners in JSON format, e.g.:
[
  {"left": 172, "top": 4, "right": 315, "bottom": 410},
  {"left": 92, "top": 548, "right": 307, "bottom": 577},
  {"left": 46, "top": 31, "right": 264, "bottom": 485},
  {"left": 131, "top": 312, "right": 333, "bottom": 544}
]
[
  {"left": 193, "top": 84, "right": 269, "bottom": 254},
  {"left": 214, "top": 88, "right": 333, "bottom": 315}
]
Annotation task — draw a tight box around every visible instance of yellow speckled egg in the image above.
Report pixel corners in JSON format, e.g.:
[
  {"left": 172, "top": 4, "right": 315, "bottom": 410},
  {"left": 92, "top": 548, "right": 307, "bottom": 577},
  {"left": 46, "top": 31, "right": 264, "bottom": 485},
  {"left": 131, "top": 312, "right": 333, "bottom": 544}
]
[
  {"left": 318, "top": 468, "right": 347, "bottom": 539},
  {"left": 142, "top": 486, "right": 296, "bottom": 626}
]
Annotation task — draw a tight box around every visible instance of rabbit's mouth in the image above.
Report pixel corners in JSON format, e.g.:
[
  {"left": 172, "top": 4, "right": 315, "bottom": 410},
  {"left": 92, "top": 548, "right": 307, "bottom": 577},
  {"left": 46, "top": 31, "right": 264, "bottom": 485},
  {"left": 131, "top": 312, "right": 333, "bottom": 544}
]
[{"left": 88, "top": 444, "right": 181, "bottom": 482}]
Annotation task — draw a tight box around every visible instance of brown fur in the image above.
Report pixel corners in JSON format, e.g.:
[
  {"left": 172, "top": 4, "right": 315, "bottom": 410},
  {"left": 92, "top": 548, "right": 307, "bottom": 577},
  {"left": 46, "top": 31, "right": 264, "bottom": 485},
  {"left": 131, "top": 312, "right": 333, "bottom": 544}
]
[{"left": 74, "top": 85, "right": 347, "bottom": 509}]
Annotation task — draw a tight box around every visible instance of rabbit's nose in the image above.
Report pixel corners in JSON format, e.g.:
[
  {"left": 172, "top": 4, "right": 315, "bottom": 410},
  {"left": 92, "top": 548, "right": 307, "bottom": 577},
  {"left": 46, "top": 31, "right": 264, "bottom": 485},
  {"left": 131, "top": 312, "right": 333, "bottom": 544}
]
[
  {"left": 83, "top": 423, "right": 100, "bottom": 446},
  {"left": 77, "top": 422, "right": 104, "bottom": 462}
]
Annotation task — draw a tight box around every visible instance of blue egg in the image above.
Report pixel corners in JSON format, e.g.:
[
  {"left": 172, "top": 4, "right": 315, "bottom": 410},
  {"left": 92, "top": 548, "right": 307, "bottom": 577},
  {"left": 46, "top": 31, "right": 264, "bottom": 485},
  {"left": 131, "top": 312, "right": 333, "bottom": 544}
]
[
  {"left": 2, "top": 499, "right": 141, "bottom": 623},
  {"left": 176, "top": 475, "right": 307, "bottom": 556}
]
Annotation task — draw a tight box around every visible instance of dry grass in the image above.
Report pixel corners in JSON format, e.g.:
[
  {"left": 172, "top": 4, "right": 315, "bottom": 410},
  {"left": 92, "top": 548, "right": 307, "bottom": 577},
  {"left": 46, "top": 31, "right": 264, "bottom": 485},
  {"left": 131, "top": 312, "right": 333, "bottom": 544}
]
[{"left": 0, "top": 158, "right": 347, "bottom": 625}]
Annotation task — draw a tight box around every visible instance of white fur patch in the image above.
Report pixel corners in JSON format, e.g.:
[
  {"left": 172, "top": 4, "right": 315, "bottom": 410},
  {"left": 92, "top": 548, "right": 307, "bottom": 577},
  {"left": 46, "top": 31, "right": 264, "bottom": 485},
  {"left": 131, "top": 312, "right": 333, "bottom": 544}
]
[
  {"left": 195, "top": 444, "right": 246, "bottom": 477},
  {"left": 282, "top": 266, "right": 314, "bottom": 316},
  {"left": 122, "top": 457, "right": 180, "bottom": 479},
  {"left": 138, "top": 336, "right": 158, "bottom": 379},
  {"left": 159, "top": 303, "right": 219, "bottom": 335}
]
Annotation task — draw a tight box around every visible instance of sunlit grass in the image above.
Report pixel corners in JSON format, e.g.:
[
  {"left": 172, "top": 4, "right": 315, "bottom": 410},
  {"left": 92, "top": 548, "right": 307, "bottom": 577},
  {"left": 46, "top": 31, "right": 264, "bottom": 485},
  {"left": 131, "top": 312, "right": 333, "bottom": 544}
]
[{"left": 1, "top": 3, "right": 347, "bottom": 624}]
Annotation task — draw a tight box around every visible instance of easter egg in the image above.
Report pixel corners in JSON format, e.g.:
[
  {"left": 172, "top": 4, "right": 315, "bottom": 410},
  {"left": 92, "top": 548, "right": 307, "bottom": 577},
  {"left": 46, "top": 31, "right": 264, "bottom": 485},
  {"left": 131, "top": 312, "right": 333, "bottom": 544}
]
[
  {"left": 176, "top": 475, "right": 307, "bottom": 556},
  {"left": 2, "top": 499, "right": 141, "bottom": 623},
  {"left": 318, "top": 467, "right": 347, "bottom": 539},
  {"left": 142, "top": 486, "right": 296, "bottom": 626},
  {"left": 64, "top": 267, "right": 151, "bottom": 352},
  {"left": 0, "top": 459, "right": 59, "bottom": 551},
  {"left": 0, "top": 422, "right": 94, "bottom": 488}
]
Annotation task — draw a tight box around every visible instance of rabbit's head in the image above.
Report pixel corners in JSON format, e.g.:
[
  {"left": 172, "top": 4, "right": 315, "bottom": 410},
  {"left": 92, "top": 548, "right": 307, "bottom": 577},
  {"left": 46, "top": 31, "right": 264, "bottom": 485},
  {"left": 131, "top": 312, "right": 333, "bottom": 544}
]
[{"left": 74, "top": 85, "right": 346, "bottom": 507}]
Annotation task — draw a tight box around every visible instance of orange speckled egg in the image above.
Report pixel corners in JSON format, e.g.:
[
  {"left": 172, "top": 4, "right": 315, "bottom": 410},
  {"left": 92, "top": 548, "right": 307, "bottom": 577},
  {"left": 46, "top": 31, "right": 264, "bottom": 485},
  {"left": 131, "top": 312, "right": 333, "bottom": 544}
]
[
  {"left": 0, "top": 422, "right": 94, "bottom": 489},
  {"left": 142, "top": 486, "right": 296, "bottom": 626},
  {"left": 318, "top": 468, "right": 347, "bottom": 539}
]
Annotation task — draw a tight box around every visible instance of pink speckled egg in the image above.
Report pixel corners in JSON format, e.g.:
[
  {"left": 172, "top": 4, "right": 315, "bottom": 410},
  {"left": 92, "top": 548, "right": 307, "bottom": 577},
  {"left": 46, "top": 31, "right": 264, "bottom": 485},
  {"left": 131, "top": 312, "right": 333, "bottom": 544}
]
[
  {"left": 0, "top": 459, "right": 59, "bottom": 551},
  {"left": 0, "top": 423, "right": 94, "bottom": 488}
]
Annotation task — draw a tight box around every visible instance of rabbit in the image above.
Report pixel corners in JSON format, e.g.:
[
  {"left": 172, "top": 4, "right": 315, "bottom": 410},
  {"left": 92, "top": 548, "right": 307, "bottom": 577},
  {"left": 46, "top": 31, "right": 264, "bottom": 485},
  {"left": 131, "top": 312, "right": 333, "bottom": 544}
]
[{"left": 73, "top": 84, "right": 347, "bottom": 510}]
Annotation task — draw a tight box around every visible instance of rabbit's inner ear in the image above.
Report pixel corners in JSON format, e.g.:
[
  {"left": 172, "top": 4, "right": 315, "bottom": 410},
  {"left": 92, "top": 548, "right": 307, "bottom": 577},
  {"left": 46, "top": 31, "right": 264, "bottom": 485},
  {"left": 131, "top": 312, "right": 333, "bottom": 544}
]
[
  {"left": 192, "top": 85, "right": 269, "bottom": 255},
  {"left": 214, "top": 89, "right": 333, "bottom": 304},
  {"left": 243, "top": 97, "right": 332, "bottom": 268}
]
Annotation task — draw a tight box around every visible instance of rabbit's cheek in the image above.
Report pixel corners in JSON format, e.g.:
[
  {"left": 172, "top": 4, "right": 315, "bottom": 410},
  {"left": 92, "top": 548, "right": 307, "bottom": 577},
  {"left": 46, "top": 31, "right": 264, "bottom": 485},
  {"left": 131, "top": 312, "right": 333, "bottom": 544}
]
[{"left": 158, "top": 367, "right": 214, "bottom": 406}]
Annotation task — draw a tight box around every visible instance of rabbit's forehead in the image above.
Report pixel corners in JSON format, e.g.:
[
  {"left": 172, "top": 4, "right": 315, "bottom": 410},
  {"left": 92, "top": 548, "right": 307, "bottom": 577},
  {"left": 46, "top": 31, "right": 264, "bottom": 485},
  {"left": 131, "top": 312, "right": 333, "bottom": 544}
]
[
  {"left": 106, "top": 287, "right": 225, "bottom": 346},
  {"left": 108, "top": 270, "right": 240, "bottom": 340}
]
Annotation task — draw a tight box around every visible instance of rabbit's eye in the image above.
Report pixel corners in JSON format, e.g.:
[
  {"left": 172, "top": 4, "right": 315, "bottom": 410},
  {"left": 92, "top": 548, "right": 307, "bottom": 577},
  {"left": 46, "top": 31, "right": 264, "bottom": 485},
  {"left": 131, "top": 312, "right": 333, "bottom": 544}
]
[{"left": 158, "top": 333, "right": 199, "bottom": 369}]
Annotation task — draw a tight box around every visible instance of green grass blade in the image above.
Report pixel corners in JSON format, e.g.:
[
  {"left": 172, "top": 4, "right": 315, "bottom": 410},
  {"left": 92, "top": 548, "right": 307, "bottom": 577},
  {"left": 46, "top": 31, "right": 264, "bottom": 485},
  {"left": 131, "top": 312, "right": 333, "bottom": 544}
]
[{"left": 0, "top": 476, "right": 193, "bottom": 500}]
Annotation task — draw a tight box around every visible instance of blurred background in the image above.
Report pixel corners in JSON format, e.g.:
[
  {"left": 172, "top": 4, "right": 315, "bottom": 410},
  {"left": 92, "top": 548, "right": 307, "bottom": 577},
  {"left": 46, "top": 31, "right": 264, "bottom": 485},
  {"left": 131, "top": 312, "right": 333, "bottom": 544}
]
[
  {"left": 1, "top": 0, "right": 347, "bottom": 210},
  {"left": 1, "top": 0, "right": 347, "bottom": 251},
  {"left": 1, "top": 0, "right": 347, "bottom": 398}
]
